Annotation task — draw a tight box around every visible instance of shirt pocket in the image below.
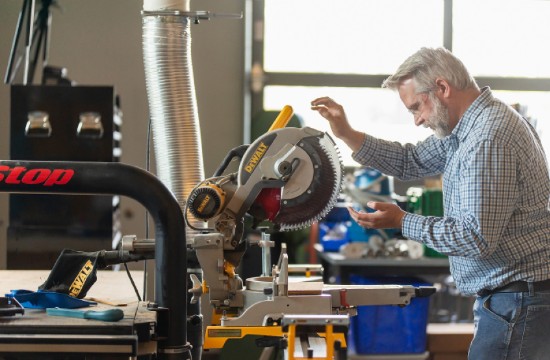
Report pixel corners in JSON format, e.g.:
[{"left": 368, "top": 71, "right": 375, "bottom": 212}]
[{"left": 443, "top": 155, "right": 462, "bottom": 214}]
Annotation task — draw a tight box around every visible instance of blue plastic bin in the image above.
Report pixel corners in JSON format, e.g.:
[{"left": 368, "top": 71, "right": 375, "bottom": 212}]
[
  {"left": 350, "top": 276, "right": 431, "bottom": 354},
  {"left": 318, "top": 222, "right": 349, "bottom": 252}
]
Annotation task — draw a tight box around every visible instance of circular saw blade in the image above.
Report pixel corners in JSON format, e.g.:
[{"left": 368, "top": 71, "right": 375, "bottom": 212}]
[{"left": 273, "top": 132, "right": 343, "bottom": 231}]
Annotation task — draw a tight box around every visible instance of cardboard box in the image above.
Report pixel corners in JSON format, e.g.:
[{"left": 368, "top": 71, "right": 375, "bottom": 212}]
[{"left": 427, "top": 323, "right": 473, "bottom": 360}]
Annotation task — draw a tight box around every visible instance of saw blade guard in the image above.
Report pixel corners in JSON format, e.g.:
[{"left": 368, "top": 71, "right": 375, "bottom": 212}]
[{"left": 236, "top": 126, "right": 343, "bottom": 231}]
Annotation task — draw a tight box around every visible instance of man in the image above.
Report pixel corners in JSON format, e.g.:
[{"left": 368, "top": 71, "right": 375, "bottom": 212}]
[{"left": 311, "top": 47, "right": 550, "bottom": 360}]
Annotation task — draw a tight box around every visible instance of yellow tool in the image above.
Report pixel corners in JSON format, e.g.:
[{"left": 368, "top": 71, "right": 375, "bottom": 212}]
[{"left": 268, "top": 105, "right": 294, "bottom": 131}]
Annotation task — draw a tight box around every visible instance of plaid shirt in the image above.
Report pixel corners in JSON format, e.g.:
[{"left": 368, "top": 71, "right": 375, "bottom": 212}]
[{"left": 353, "top": 87, "right": 550, "bottom": 295}]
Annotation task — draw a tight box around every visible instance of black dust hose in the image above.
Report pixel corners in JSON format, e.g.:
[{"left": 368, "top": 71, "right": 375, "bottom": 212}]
[{"left": 0, "top": 160, "right": 191, "bottom": 359}]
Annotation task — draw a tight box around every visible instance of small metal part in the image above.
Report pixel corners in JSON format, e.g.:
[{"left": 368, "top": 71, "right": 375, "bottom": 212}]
[
  {"left": 121, "top": 235, "right": 137, "bottom": 251},
  {"left": 287, "top": 264, "right": 323, "bottom": 276},
  {"left": 259, "top": 230, "right": 275, "bottom": 276},
  {"left": 280, "top": 158, "right": 300, "bottom": 182},
  {"left": 277, "top": 161, "right": 291, "bottom": 176},
  {"left": 77, "top": 112, "right": 104, "bottom": 139},
  {"left": 244, "top": 276, "right": 273, "bottom": 292},
  {"left": 25, "top": 111, "right": 52, "bottom": 137},
  {"left": 188, "top": 273, "right": 203, "bottom": 304},
  {"left": 263, "top": 287, "right": 273, "bottom": 295},
  {"left": 121, "top": 235, "right": 155, "bottom": 253}
]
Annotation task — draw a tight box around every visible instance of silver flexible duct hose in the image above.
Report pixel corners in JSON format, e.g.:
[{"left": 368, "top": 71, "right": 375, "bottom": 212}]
[{"left": 142, "top": 12, "right": 205, "bottom": 238}]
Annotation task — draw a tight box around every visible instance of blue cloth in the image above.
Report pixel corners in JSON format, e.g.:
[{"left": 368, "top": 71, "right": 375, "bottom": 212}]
[
  {"left": 470, "top": 289, "right": 550, "bottom": 359},
  {"left": 353, "top": 87, "right": 550, "bottom": 296},
  {"left": 7, "top": 289, "right": 96, "bottom": 309}
]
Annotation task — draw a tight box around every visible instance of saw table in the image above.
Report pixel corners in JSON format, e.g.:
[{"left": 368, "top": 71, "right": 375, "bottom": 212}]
[{"left": 0, "top": 270, "right": 155, "bottom": 358}]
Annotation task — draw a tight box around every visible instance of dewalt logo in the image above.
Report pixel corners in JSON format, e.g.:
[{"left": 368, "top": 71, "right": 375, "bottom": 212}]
[
  {"left": 197, "top": 194, "right": 211, "bottom": 213},
  {"left": 245, "top": 142, "right": 269, "bottom": 173},
  {"left": 69, "top": 260, "right": 94, "bottom": 298}
]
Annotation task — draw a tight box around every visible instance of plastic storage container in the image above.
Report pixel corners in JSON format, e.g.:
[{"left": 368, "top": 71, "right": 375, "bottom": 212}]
[
  {"left": 350, "top": 276, "right": 431, "bottom": 355},
  {"left": 406, "top": 187, "right": 446, "bottom": 258},
  {"left": 354, "top": 167, "right": 393, "bottom": 196},
  {"left": 319, "top": 220, "right": 381, "bottom": 251},
  {"left": 319, "top": 222, "right": 349, "bottom": 252}
]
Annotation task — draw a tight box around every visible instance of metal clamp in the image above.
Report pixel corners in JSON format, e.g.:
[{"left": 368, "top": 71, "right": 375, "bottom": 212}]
[
  {"left": 25, "top": 111, "right": 52, "bottom": 137},
  {"left": 77, "top": 112, "right": 104, "bottom": 139}
]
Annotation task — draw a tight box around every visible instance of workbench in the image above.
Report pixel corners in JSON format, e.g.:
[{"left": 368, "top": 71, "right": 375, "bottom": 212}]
[
  {"left": 0, "top": 269, "right": 474, "bottom": 360},
  {"left": 0, "top": 270, "right": 155, "bottom": 358}
]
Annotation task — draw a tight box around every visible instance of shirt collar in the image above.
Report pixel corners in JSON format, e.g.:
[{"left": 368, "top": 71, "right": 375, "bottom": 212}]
[{"left": 451, "top": 86, "right": 493, "bottom": 143}]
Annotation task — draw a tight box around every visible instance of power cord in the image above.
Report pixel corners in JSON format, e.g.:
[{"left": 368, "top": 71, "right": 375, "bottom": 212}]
[
  {"left": 143, "top": 117, "right": 152, "bottom": 301},
  {"left": 122, "top": 116, "right": 152, "bottom": 303},
  {"left": 124, "top": 262, "right": 142, "bottom": 302}
]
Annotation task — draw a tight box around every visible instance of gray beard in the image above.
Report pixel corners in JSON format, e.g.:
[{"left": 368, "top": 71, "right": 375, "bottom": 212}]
[{"left": 428, "top": 95, "right": 451, "bottom": 139}]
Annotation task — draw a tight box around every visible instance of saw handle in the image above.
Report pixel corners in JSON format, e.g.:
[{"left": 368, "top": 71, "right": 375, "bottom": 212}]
[
  {"left": 214, "top": 105, "right": 292, "bottom": 177},
  {"left": 268, "top": 105, "right": 294, "bottom": 132},
  {"left": 212, "top": 144, "right": 249, "bottom": 177}
]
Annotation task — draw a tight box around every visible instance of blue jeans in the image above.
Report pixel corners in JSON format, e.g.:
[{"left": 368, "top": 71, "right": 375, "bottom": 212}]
[{"left": 469, "top": 287, "right": 550, "bottom": 360}]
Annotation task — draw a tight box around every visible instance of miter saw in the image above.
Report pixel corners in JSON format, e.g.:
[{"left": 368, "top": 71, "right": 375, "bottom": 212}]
[{"left": 185, "top": 107, "right": 434, "bottom": 359}]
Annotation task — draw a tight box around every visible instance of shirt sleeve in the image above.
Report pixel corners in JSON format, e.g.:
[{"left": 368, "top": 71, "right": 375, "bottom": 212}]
[
  {"left": 352, "top": 133, "right": 447, "bottom": 180},
  {"left": 402, "top": 139, "right": 518, "bottom": 258}
]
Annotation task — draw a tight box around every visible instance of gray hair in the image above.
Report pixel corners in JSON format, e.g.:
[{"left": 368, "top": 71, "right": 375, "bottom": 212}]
[{"left": 382, "top": 47, "right": 478, "bottom": 93}]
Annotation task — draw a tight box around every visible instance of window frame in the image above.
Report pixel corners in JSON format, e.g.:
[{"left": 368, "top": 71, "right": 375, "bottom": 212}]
[{"left": 244, "top": 0, "right": 550, "bottom": 143}]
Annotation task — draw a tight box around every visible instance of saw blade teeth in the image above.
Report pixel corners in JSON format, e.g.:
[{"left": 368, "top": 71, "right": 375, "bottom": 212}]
[{"left": 276, "top": 132, "right": 344, "bottom": 232}]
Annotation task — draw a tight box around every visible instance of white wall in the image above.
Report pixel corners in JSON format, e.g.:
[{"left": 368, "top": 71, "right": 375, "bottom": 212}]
[{"left": 0, "top": 0, "right": 245, "bottom": 268}]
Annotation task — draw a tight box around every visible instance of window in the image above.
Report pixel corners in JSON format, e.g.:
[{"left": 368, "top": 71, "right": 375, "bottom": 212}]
[
  {"left": 264, "top": 85, "right": 433, "bottom": 164},
  {"left": 250, "top": 0, "right": 550, "bottom": 166},
  {"left": 264, "top": 0, "right": 443, "bottom": 74},
  {"left": 453, "top": 0, "right": 550, "bottom": 78}
]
